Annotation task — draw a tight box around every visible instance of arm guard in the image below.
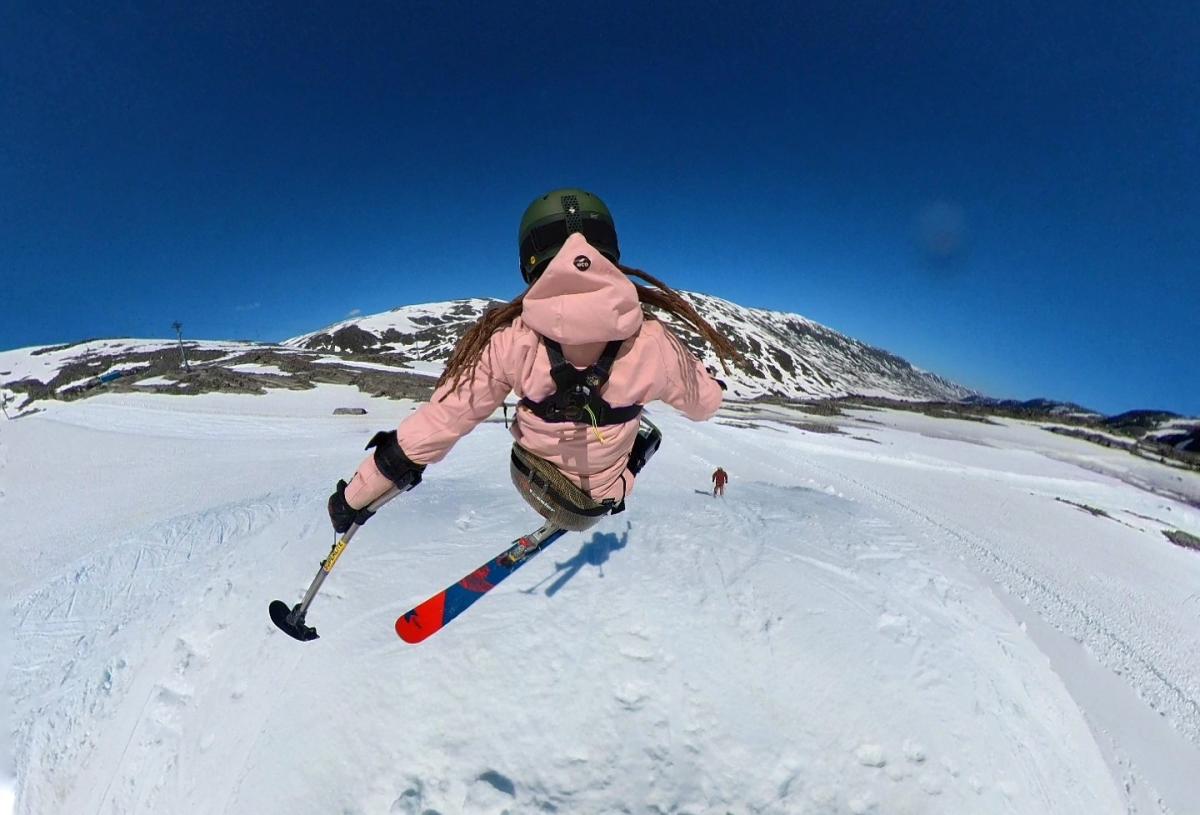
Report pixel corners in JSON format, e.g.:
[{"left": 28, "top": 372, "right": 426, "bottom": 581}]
[{"left": 367, "top": 430, "right": 425, "bottom": 490}]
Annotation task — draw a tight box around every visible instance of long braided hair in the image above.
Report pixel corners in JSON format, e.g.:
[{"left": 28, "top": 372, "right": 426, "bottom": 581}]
[{"left": 435, "top": 265, "right": 744, "bottom": 399}]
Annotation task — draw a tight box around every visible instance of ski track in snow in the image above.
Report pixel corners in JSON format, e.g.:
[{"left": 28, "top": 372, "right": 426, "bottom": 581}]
[
  {"left": 5, "top": 391, "right": 1199, "bottom": 813},
  {"left": 821, "top": 462, "right": 1200, "bottom": 741},
  {"left": 11, "top": 493, "right": 314, "bottom": 815}
]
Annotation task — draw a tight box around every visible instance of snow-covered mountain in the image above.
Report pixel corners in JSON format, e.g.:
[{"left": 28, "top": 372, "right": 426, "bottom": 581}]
[
  {"left": 284, "top": 293, "right": 974, "bottom": 402},
  {"left": 284, "top": 298, "right": 501, "bottom": 367},
  {"left": 0, "top": 336, "right": 440, "bottom": 416},
  {"left": 0, "top": 292, "right": 970, "bottom": 415}
]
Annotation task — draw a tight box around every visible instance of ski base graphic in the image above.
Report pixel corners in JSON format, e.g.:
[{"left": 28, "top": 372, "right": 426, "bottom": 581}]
[{"left": 396, "top": 523, "right": 567, "bottom": 643}]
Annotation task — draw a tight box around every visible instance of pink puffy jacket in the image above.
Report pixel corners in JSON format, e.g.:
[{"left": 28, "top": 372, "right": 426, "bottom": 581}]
[{"left": 343, "top": 233, "right": 725, "bottom": 508}]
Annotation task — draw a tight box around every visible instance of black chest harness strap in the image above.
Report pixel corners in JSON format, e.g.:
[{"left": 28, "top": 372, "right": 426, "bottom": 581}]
[{"left": 519, "top": 337, "right": 643, "bottom": 431}]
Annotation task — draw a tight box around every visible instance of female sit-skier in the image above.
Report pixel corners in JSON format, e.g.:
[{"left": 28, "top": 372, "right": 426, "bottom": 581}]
[{"left": 327, "top": 188, "right": 740, "bottom": 539}]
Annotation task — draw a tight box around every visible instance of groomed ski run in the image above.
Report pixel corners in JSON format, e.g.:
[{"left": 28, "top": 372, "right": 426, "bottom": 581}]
[{"left": 4, "top": 386, "right": 1199, "bottom": 814}]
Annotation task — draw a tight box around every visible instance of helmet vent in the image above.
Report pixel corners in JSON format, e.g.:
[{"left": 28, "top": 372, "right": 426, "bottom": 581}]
[{"left": 561, "top": 194, "right": 582, "bottom": 234}]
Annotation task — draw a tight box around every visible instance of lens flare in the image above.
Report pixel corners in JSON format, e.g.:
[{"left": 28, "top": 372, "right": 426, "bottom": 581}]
[{"left": 915, "top": 201, "right": 969, "bottom": 271}]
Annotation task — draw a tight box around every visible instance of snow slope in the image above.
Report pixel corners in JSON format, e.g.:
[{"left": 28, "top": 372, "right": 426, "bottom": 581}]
[{"left": 4, "top": 389, "right": 1200, "bottom": 814}]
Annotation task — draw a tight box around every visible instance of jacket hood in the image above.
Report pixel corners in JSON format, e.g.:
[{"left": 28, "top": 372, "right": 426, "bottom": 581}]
[{"left": 521, "top": 232, "right": 643, "bottom": 344}]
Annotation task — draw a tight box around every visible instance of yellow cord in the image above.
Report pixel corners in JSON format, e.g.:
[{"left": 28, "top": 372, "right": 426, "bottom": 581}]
[{"left": 584, "top": 405, "right": 607, "bottom": 444}]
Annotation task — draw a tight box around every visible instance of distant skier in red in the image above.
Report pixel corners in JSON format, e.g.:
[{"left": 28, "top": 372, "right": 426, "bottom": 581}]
[{"left": 711, "top": 467, "right": 728, "bottom": 497}]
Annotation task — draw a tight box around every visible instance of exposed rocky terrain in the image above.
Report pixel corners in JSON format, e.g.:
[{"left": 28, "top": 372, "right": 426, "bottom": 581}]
[
  {"left": 285, "top": 292, "right": 975, "bottom": 402},
  {"left": 0, "top": 338, "right": 436, "bottom": 416}
]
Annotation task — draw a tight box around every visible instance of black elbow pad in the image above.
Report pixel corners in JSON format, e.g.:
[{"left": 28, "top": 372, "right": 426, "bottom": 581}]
[{"left": 366, "top": 430, "right": 425, "bottom": 490}]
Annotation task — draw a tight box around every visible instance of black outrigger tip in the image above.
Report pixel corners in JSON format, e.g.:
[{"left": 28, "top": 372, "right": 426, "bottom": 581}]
[{"left": 269, "top": 600, "right": 320, "bottom": 641}]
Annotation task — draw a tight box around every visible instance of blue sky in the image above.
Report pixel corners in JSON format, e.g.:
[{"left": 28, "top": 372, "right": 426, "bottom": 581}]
[{"left": 2, "top": 2, "right": 1197, "bottom": 415}]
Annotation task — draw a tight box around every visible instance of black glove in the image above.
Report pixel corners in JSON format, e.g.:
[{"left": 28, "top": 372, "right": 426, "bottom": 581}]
[
  {"left": 327, "top": 478, "right": 376, "bottom": 534},
  {"left": 628, "top": 418, "right": 663, "bottom": 476},
  {"left": 706, "top": 366, "right": 728, "bottom": 391}
]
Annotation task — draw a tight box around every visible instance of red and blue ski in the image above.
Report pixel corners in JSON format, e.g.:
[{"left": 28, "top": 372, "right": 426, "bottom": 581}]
[{"left": 395, "top": 522, "right": 568, "bottom": 643}]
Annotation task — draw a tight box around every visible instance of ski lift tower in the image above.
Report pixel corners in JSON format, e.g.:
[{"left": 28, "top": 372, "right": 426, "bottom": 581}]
[{"left": 172, "top": 321, "right": 191, "bottom": 372}]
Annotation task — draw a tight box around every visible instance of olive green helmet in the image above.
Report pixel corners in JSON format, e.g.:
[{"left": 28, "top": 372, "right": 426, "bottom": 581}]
[{"left": 518, "top": 188, "right": 620, "bottom": 283}]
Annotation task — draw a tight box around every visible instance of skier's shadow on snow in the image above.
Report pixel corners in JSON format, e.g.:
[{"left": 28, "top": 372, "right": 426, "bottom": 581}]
[{"left": 523, "top": 522, "right": 630, "bottom": 597}]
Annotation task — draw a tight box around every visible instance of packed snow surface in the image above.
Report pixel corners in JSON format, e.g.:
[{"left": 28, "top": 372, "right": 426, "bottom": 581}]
[{"left": 3, "top": 388, "right": 1199, "bottom": 814}]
